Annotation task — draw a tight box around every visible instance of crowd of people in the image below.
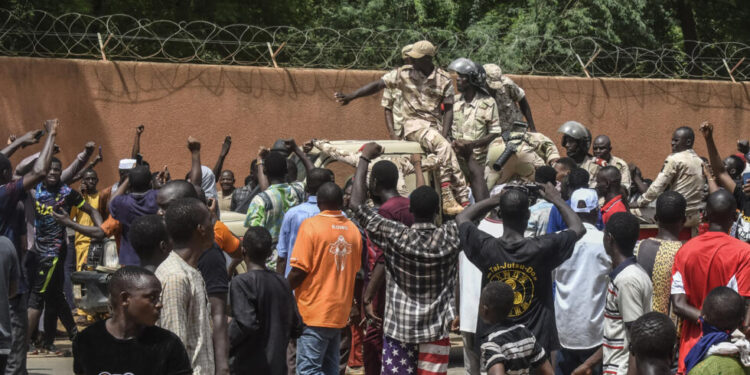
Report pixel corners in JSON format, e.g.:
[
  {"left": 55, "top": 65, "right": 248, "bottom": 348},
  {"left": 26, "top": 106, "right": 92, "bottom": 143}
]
[{"left": 0, "top": 39, "right": 748, "bottom": 375}]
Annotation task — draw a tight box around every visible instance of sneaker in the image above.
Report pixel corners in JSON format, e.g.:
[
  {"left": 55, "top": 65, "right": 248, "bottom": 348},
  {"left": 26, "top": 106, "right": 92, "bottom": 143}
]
[
  {"left": 27, "top": 343, "right": 40, "bottom": 356},
  {"left": 43, "top": 344, "right": 71, "bottom": 357}
]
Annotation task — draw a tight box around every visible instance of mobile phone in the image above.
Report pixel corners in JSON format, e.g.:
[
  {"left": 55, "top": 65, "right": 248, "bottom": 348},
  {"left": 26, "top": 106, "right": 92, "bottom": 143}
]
[{"left": 743, "top": 172, "right": 750, "bottom": 185}]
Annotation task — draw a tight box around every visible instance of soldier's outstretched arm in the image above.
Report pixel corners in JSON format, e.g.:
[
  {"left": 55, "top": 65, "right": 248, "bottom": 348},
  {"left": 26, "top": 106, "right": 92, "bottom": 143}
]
[{"left": 334, "top": 79, "right": 387, "bottom": 105}]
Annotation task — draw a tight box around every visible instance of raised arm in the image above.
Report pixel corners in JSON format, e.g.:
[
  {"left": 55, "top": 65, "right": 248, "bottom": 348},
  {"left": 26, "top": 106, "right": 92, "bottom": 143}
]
[
  {"left": 699, "top": 121, "right": 736, "bottom": 192},
  {"left": 334, "top": 79, "right": 387, "bottom": 106},
  {"left": 131, "top": 125, "right": 144, "bottom": 159},
  {"left": 22, "top": 120, "right": 58, "bottom": 191},
  {"left": 70, "top": 146, "right": 103, "bottom": 184},
  {"left": 284, "top": 139, "right": 313, "bottom": 177},
  {"left": 212, "top": 136, "right": 232, "bottom": 182},
  {"left": 62, "top": 142, "right": 95, "bottom": 184},
  {"left": 1, "top": 130, "right": 43, "bottom": 158},
  {"left": 411, "top": 154, "right": 425, "bottom": 188},
  {"left": 541, "top": 183, "right": 586, "bottom": 239},
  {"left": 350, "top": 143, "right": 384, "bottom": 209},
  {"left": 518, "top": 97, "right": 536, "bottom": 132},
  {"left": 256, "top": 147, "right": 270, "bottom": 192},
  {"left": 456, "top": 194, "right": 501, "bottom": 226},
  {"left": 187, "top": 136, "right": 202, "bottom": 190}
]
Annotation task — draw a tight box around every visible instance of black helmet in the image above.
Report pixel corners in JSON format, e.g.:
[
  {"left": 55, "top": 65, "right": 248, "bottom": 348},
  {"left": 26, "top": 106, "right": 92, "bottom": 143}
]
[
  {"left": 557, "top": 121, "right": 592, "bottom": 151},
  {"left": 448, "top": 58, "right": 486, "bottom": 89}
]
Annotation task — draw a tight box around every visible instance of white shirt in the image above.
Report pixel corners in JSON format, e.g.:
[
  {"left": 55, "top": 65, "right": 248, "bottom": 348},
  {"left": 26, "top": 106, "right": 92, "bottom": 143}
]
[
  {"left": 459, "top": 217, "right": 503, "bottom": 333},
  {"left": 553, "top": 222, "right": 612, "bottom": 350}
]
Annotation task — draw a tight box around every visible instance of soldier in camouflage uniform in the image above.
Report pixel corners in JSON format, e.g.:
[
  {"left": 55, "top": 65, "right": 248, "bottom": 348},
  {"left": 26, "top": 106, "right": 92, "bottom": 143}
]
[
  {"left": 632, "top": 127, "right": 705, "bottom": 226},
  {"left": 447, "top": 58, "right": 502, "bottom": 173},
  {"left": 558, "top": 121, "right": 603, "bottom": 187},
  {"left": 311, "top": 139, "right": 438, "bottom": 197},
  {"left": 382, "top": 44, "right": 412, "bottom": 140},
  {"left": 592, "top": 135, "right": 632, "bottom": 190},
  {"left": 484, "top": 123, "right": 561, "bottom": 188},
  {"left": 336, "top": 40, "right": 470, "bottom": 214},
  {"left": 484, "top": 64, "right": 536, "bottom": 132}
]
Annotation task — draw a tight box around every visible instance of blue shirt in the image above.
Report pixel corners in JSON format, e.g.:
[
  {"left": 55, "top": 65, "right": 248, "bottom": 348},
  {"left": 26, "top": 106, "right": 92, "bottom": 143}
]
[
  {"left": 277, "top": 196, "right": 319, "bottom": 276},
  {"left": 109, "top": 190, "right": 159, "bottom": 266},
  {"left": 546, "top": 199, "right": 603, "bottom": 234}
]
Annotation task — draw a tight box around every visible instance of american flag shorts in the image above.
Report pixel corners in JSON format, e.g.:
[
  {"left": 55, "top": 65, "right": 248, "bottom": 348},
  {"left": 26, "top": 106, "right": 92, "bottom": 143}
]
[{"left": 381, "top": 336, "right": 450, "bottom": 375}]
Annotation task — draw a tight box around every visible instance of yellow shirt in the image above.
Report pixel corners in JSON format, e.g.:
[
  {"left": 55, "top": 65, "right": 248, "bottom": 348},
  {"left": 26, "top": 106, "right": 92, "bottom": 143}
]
[{"left": 71, "top": 192, "right": 100, "bottom": 270}]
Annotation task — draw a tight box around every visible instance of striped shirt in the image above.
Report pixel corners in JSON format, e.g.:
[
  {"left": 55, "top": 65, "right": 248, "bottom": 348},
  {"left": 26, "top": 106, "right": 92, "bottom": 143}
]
[
  {"left": 602, "top": 258, "right": 652, "bottom": 375},
  {"left": 480, "top": 323, "right": 546, "bottom": 374}
]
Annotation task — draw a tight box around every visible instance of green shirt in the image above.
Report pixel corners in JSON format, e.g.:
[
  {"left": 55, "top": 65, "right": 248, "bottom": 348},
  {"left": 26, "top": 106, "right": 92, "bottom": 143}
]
[{"left": 689, "top": 355, "right": 750, "bottom": 375}]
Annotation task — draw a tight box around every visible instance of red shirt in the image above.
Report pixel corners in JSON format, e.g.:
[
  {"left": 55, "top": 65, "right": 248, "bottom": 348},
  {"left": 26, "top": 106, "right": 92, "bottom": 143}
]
[
  {"left": 601, "top": 195, "right": 627, "bottom": 225},
  {"left": 671, "top": 231, "right": 750, "bottom": 373}
]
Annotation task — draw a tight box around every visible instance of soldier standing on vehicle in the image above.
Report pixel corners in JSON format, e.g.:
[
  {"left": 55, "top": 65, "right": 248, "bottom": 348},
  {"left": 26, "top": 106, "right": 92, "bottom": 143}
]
[
  {"left": 382, "top": 44, "right": 412, "bottom": 140},
  {"left": 335, "top": 40, "right": 470, "bottom": 214}
]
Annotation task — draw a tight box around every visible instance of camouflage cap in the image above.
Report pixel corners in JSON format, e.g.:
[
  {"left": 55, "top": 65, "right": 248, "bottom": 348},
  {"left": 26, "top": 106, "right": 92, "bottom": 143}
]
[
  {"left": 401, "top": 44, "right": 413, "bottom": 59},
  {"left": 406, "top": 40, "right": 436, "bottom": 59},
  {"left": 483, "top": 63, "right": 504, "bottom": 90}
]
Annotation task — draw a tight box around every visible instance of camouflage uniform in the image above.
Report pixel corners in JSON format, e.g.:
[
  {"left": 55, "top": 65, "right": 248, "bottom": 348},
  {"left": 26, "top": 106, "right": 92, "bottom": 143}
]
[
  {"left": 633, "top": 149, "right": 705, "bottom": 226},
  {"left": 381, "top": 69, "right": 406, "bottom": 139},
  {"left": 451, "top": 92, "right": 502, "bottom": 166},
  {"left": 485, "top": 130, "right": 560, "bottom": 188},
  {"left": 484, "top": 64, "right": 526, "bottom": 131},
  {"left": 312, "top": 140, "right": 438, "bottom": 197},
  {"left": 608, "top": 155, "right": 632, "bottom": 190},
  {"left": 382, "top": 65, "right": 471, "bottom": 204}
]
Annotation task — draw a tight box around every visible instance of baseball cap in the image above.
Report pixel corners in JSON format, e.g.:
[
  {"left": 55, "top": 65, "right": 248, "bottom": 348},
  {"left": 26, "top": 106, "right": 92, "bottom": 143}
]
[
  {"left": 483, "top": 63, "right": 504, "bottom": 90},
  {"left": 570, "top": 188, "right": 599, "bottom": 213},
  {"left": 401, "top": 44, "right": 413, "bottom": 59},
  {"left": 406, "top": 40, "right": 436, "bottom": 59},
  {"left": 118, "top": 159, "right": 137, "bottom": 170}
]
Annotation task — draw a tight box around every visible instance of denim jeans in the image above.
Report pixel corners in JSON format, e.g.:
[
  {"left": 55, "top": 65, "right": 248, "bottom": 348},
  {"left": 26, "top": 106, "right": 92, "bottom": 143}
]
[{"left": 296, "top": 326, "right": 341, "bottom": 375}]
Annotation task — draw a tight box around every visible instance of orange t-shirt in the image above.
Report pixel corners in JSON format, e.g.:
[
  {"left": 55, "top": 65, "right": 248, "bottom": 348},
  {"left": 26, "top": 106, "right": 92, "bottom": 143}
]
[
  {"left": 214, "top": 220, "right": 240, "bottom": 255},
  {"left": 290, "top": 210, "right": 362, "bottom": 328}
]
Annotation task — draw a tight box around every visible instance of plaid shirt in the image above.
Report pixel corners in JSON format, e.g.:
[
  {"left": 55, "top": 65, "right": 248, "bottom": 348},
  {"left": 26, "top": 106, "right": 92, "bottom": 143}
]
[
  {"left": 155, "top": 252, "right": 215, "bottom": 375},
  {"left": 353, "top": 205, "right": 460, "bottom": 343}
]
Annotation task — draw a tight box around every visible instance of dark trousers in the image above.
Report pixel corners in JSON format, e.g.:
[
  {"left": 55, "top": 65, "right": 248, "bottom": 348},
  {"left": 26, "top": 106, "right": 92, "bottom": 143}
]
[
  {"left": 555, "top": 347, "right": 602, "bottom": 375},
  {"left": 27, "top": 251, "right": 77, "bottom": 346},
  {"left": 6, "top": 293, "right": 27, "bottom": 375}
]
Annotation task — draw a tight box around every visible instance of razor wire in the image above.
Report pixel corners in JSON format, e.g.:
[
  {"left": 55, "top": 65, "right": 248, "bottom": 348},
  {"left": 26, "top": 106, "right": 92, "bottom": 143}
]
[{"left": 1, "top": 8, "right": 749, "bottom": 80}]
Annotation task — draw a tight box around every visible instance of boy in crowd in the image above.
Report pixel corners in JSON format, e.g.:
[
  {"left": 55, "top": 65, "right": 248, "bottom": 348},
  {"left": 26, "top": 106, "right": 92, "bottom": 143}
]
[
  {"left": 130, "top": 214, "right": 171, "bottom": 272},
  {"left": 684, "top": 287, "right": 750, "bottom": 375},
  {"left": 229, "top": 226, "right": 302, "bottom": 374},
  {"left": 478, "top": 281, "right": 553, "bottom": 375},
  {"left": 628, "top": 312, "right": 677, "bottom": 375},
  {"left": 73, "top": 266, "right": 192, "bottom": 375}
]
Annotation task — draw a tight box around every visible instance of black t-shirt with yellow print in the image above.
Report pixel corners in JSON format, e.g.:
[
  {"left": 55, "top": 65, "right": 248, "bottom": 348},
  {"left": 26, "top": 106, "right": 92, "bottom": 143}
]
[{"left": 459, "top": 221, "right": 578, "bottom": 353}]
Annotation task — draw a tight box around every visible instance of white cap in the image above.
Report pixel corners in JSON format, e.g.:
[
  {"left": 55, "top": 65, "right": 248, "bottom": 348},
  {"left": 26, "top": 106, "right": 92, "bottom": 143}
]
[
  {"left": 118, "top": 159, "right": 137, "bottom": 170},
  {"left": 570, "top": 188, "right": 599, "bottom": 213}
]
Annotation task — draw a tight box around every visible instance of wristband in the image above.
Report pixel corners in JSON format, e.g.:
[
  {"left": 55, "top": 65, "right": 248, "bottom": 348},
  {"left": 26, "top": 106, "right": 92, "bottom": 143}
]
[{"left": 360, "top": 156, "right": 371, "bottom": 163}]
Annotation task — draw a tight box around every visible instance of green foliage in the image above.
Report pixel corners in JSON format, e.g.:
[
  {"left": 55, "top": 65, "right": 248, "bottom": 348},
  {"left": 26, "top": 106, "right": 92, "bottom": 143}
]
[{"left": 3, "top": 0, "right": 750, "bottom": 77}]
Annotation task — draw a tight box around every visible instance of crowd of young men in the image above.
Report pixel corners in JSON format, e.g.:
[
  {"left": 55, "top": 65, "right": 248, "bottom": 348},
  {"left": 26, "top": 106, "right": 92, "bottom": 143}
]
[{"left": 0, "top": 39, "right": 748, "bottom": 375}]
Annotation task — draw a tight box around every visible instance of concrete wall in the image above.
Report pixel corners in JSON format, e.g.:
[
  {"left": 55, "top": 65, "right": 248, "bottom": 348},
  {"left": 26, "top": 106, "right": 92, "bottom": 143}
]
[{"left": 1, "top": 56, "right": 749, "bottom": 185}]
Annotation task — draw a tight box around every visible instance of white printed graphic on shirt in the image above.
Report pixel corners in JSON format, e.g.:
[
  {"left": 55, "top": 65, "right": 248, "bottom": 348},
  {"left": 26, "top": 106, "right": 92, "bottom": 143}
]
[{"left": 329, "top": 235, "right": 353, "bottom": 272}]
